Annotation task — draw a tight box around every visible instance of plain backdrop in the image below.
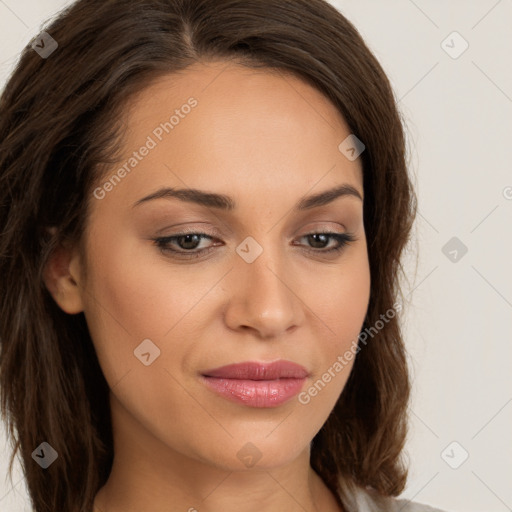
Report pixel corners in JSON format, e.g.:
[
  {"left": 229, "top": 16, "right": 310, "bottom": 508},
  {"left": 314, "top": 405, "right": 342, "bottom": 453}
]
[{"left": 1, "top": 1, "right": 511, "bottom": 511}]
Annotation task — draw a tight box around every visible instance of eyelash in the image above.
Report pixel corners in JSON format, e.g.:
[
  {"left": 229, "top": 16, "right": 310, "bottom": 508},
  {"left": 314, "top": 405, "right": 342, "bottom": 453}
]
[{"left": 152, "top": 230, "right": 357, "bottom": 259}]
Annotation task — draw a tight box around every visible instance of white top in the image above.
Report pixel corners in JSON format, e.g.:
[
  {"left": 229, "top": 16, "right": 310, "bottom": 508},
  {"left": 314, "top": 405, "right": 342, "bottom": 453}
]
[
  {"left": 341, "top": 483, "right": 447, "bottom": 512},
  {"left": 28, "top": 479, "right": 448, "bottom": 511}
]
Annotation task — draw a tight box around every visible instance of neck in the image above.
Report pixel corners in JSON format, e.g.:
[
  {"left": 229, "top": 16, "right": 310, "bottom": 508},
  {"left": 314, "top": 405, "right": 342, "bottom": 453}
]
[{"left": 93, "top": 396, "right": 344, "bottom": 512}]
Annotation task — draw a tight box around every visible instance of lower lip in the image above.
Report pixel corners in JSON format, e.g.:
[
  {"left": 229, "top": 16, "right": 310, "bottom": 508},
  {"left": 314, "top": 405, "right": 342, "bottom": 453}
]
[{"left": 200, "top": 376, "right": 307, "bottom": 408}]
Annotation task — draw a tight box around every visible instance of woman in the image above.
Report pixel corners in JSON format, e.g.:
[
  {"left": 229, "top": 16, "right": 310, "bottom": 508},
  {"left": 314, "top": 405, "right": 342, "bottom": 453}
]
[{"left": 0, "top": 1, "right": 446, "bottom": 511}]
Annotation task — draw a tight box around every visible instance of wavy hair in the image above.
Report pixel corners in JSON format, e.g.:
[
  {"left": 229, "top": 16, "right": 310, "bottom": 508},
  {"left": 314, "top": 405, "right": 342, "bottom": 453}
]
[{"left": 0, "top": 0, "right": 417, "bottom": 510}]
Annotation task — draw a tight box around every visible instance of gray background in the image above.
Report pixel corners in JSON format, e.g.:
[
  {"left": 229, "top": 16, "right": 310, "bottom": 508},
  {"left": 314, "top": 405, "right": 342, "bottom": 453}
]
[{"left": 1, "top": 1, "right": 511, "bottom": 511}]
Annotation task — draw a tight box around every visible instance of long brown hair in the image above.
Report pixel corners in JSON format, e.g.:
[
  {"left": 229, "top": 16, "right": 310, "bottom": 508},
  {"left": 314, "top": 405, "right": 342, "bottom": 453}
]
[{"left": 0, "top": 1, "right": 417, "bottom": 510}]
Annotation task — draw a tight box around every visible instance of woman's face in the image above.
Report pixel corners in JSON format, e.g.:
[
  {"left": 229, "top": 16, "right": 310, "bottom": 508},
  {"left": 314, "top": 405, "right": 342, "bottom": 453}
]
[{"left": 66, "top": 61, "right": 370, "bottom": 471}]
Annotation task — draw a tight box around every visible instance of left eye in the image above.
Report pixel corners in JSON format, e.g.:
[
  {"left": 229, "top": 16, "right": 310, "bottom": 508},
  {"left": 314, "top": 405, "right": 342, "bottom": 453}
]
[
  {"left": 152, "top": 231, "right": 356, "bottom": 259},
  {"left": 154, "top": 233, "right": 217, "bottom": 254}
]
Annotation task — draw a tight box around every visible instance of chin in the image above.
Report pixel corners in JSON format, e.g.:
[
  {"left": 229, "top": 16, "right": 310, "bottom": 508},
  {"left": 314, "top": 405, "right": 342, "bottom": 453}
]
[{"left": 189, "top": 430, "right": 312, "bottom": 472}]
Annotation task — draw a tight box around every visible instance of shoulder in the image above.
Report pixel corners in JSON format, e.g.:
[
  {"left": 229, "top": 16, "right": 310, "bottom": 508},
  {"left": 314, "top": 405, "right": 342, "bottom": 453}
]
[
  {"left": 392, "top": 495, "right": 448, "bottom": 512},
  {"left": 340, "top": 483, "right": 448, "bottom": 512}
]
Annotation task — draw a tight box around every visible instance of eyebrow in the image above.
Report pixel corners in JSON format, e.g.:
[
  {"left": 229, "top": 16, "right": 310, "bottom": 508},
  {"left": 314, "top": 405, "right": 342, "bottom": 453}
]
[{"left": 132, "top": 183, "right": 363, "bottom": 211}]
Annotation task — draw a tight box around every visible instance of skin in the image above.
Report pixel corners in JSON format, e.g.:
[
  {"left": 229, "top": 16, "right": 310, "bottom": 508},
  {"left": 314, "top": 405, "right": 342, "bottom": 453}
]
[{"left": 44, "top": 60, "right": 371, "bottom": 512}]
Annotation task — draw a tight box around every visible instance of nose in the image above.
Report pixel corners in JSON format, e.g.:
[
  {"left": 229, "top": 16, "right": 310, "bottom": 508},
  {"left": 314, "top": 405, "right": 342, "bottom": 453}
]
[{"left": 223, "top": 246, "right": 305, "bottom": 340}]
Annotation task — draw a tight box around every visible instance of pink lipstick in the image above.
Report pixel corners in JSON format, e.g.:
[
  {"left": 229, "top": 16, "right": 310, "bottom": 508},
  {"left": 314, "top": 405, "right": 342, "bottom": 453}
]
[{"left": 200, "top": 360, "right": 308, "bottom": 408}]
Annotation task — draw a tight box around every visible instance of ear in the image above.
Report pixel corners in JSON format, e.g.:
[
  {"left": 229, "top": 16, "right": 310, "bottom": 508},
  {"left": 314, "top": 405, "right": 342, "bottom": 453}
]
[{"left": 43, "top": 238, "right": 85, "bottom": 314}]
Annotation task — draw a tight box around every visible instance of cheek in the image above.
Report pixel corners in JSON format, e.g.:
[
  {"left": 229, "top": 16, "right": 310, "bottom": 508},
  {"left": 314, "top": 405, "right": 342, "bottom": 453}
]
[
  {"left": 80, "top": 229, "right": 193, "bottom": 390},
  {"left": 83, "top": 227, "right": 202, "bottom": 341},
  {"left": 300, "top": 248, "right": 370, "bottom": 406},
  {"left": 80, "top": 236, "right": 211, "bottom": 454},
  {"left": 313, "top": 246, "right": 371, "bottom": 345}
]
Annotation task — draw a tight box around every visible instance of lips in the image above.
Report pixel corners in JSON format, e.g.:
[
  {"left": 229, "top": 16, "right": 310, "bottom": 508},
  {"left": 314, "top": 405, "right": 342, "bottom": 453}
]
[
  {"left": 202, "top": 360, "right": 309, "bottom": 380},
  {"left": 200, "top": 360, "right": 309, "bottom": 408}
]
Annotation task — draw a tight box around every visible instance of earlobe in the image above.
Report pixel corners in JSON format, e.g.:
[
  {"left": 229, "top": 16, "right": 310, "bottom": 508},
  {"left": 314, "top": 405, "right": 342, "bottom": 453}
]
[{"left": 43, "top": 242, "right": 84, "bottom": 314}]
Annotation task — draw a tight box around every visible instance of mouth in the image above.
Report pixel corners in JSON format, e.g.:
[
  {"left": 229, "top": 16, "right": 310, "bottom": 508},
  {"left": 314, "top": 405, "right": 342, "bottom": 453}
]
[{"left": 200, "top": 360, "right": 309, "bottom": 408}]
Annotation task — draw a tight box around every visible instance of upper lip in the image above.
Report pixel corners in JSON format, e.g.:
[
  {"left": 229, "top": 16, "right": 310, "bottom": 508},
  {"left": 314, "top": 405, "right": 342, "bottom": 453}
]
[{"left": 201, "top": 360, "right": 309, "bottom": 380}]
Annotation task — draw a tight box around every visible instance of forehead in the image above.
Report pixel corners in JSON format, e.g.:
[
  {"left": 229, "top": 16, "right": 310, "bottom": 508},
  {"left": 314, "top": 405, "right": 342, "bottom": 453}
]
[
  {"left": 92, "top": 60, "right": 363, "bottom": 215},
  {"left": 127, "top": 60, "right": 349, "bottom": 130}
]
